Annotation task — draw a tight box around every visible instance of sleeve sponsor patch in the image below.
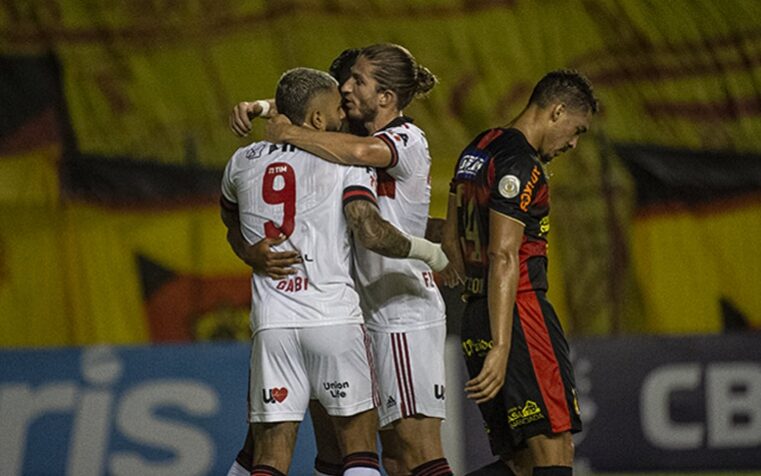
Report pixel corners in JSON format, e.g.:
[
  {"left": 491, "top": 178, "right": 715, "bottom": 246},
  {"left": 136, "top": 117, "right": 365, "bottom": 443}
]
[
  {"left": 455, "top": 150, "right": 488, "bottom": 180},
  {"left": 519, "top": 165, "right": 542, "bottom": 211},
  {"left": 498, "top": 174, "right": 521, "bottom": 199}
]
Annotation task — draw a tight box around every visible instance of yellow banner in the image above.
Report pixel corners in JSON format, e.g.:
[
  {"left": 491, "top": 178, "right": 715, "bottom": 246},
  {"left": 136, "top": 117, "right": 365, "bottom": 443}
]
[
  {"left": 632, "top": 200, "right": 761, "bottom": 333},
  {"left": 3, "top": 0, "right": 761, "bottom": 343}
]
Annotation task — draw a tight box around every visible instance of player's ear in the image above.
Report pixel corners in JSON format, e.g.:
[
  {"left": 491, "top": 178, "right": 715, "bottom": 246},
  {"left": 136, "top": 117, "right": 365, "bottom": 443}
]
[
  {"left": 378, "top": 89, "right": 396, "bottom": 109},
  {"left": 550, "top": 103, "right": 566, "bottom": 123},
  {"left": 307, "top": 110, "right": 326, "bottom": 131}
]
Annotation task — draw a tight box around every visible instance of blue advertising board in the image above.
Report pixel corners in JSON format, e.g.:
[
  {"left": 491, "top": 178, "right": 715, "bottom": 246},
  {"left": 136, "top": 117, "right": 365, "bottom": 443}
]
[
  {"left": 573, "top": 334, "right": 761, "bottom": 471},
  {"left": 0, "top": 343, "right": 317, "bottom": 475},
  {"left": 3, "top": 334, "right": 760, "bottom": 474}
]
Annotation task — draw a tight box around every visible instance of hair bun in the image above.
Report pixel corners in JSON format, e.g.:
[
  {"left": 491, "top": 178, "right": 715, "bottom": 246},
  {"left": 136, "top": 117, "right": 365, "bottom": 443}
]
[{"left": 415, "top": 65, "right": 438, "bottom": 96}]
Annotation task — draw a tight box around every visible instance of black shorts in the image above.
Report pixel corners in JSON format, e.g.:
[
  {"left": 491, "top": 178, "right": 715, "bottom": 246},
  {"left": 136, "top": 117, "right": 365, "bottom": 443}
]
[{"left": 461, "top": 291, "right": 581, "bottom": 458}]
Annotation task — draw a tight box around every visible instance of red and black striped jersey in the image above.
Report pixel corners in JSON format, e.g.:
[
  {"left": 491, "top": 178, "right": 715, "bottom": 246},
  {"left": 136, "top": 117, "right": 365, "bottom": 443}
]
[{"left": 449, "top": 128, "right": 550, "bottom": 298}]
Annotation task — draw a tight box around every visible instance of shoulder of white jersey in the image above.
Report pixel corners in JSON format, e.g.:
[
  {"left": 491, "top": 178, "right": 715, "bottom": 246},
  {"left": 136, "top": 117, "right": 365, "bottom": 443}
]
[
  {"left": 234, "top": 140, "right": 272, "bottom": 162},
  {"left": 373, "top": 117, "right": 427, "bottom": 168},
  {"left": 374, "top": 117, "right": 425, "bottom": 144}
]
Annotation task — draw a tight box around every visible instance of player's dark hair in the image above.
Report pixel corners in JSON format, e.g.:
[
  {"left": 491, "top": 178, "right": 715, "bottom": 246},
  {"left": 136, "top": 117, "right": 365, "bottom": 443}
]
[
  {"left": 359, "top": 43, "right": 438, "bottom": 109},
  {"left": 275, "top": 67, "right": 338, "bottom": 125},
  {"left": 329, "top": 48, "right": 361, "bottom": 85},
  {"left": 528, "top": 69, "right": 599, "bottom": 114}
]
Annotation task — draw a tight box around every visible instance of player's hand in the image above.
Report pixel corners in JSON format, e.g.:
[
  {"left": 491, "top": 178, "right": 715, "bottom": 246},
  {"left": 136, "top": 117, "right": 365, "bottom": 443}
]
[
  {"left": 438, "top": 262, "right": 464, "bottom": 288},
  {"left": 245, "top": 234, "right": 301, "bottom": 279},
  {"left": 265, "top": 114, "right": 293, "bottom": 143},
  {"left": 465, "top": 343, "right": 509, "bottom": 404},
  {"left": 229, "top": 101, "right": 257, "bottom": 137}
]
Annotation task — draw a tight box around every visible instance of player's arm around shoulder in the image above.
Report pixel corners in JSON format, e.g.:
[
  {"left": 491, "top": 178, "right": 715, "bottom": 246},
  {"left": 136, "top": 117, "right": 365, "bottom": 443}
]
[
  {"left": 266, "top": 118, "right": 393, "bottom": 167},
  {"left": 229, "top": 99, "right": 277, "bottom": 137}
]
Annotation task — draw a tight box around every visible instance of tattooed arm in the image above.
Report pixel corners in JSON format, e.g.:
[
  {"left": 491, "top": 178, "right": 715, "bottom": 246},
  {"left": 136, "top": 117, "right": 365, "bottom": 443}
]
[
  {"left": 344, "top": 200, "right": 449, "bottom": 270},
  {"left": 344, "top": 200, "right": 411, "bottom": 257}
]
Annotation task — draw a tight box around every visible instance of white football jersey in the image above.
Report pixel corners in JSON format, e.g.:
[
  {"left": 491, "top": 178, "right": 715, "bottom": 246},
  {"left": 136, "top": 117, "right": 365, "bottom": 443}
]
[
  {"left": 221, "top": 140, "right": 377, "bottom": 334},
  {"left": 354, "top": 117, "right": 446, "bottom": 331}
]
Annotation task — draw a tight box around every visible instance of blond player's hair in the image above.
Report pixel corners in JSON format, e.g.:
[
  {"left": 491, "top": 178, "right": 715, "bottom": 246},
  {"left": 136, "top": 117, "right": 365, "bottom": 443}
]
[{"left": 360, "top": 43, "right": 438, "bottom": 109}]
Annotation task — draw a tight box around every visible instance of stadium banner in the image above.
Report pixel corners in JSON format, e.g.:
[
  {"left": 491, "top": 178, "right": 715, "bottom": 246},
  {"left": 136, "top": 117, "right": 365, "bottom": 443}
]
[
  {"left": 5, "top": 1, "right": 761, "bottom": 344},
  {"left": 617, "top": 144, "right": 761, "bottom": 333},
  {"left": 0, "top": 343, "right": 318, "bottom": 476},
  {"left": 572, "top": 334, "right": 761, "bottom": 471}
]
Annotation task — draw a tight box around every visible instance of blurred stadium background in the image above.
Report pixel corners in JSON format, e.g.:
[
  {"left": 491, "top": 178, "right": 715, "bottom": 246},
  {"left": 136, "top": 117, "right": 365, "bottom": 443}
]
[{"left": 1, "top": 0, "right": 760, "bottom": 474}]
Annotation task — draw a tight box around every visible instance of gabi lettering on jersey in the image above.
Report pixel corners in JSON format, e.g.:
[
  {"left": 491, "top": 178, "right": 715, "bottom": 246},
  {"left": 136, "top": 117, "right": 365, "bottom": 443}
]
[{"left": 275, "top": 276, "right": 309, "bottom": 293}]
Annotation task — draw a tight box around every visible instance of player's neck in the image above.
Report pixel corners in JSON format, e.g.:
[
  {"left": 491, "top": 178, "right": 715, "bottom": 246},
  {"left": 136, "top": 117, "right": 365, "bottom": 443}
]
[
  {"left": 365, "top": 108, "right": 402, "bottom": 135},
  {"left": 509, "top": 105, "right": 544, "bottom": 153}
]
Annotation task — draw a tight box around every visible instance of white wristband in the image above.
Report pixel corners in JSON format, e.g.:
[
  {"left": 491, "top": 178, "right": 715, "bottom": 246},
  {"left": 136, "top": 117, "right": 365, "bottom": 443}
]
[
  {"left": 254, "top": 100, "right": 271, "bottom": 117},
  {"left": 407, "top": 236, "right": 449, "bottom": 272}
]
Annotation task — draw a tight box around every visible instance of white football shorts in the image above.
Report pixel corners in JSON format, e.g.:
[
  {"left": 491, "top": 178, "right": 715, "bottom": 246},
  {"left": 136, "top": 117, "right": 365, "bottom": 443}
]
[
  {"left": 249, "top": 324, "right": 378, "bottom": 423},
  {"left": 369, "top": 322, "right": 447, "bottom": 427}
]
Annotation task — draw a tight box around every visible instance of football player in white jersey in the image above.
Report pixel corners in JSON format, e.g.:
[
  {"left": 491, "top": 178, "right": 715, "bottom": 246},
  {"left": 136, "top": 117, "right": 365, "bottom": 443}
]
[
  {"left": 221, "top": 67, "right": 449, "bottom": 476},
  {"left": 257, "top": 44, "right": 456, "bottom": 476}
]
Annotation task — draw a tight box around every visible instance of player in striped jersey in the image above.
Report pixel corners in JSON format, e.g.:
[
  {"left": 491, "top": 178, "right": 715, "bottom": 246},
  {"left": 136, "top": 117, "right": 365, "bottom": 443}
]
[
  {"left": 443, "top": 70, "right": 598, "bottom": 476},
  {"left": 221, "top": 67, "right": 448, "bottom": 476}
]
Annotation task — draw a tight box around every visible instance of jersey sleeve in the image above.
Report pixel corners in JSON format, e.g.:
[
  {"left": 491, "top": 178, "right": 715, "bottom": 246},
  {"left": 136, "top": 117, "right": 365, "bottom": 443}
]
[
  {"left": 489, "top": 152, "right": 541, "bottom": 225},
  {"left": 449, "top": 130, "right": 491, "bottom": 193},
  {"left": 373, "top": 127, "right": 422, "bottom": 180},
  {"left": 342, "top": 165, "right": 378, "bottom": 208},
  {"left": 220, "top": 155, "right": 239, "bottom": 211}
]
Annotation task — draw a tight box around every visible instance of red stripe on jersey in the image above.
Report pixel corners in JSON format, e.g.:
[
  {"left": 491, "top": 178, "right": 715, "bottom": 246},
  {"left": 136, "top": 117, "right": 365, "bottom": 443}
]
[
  {"left": 342, "top": 187, "right": 377, "bottom": 206},
  {"left": 519, "top": 237, "right": 548, "bottom": 258},
  {"left": 516, "top": 276, "right": 572, "bottom": 433},
  {"left": 377, "top": 133, "right": 399, "bottom": 168},
  {"left": 486, "top": 156, "right": 497, "bottom": 188},
  {"left": 377, "top": 169, "right": 397, "bottom": 198},
  {"left": 476, "top": 128, "right": 504, "bottom": 150}
]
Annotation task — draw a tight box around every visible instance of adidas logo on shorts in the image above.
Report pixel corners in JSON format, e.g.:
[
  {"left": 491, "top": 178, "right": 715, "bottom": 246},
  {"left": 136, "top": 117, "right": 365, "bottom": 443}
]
[{"left": 386, "top": 396, "right": 396, "bottom": 408}]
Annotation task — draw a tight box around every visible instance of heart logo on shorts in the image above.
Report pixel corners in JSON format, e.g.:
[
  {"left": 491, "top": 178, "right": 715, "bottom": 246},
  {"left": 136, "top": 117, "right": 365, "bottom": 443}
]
[{"left": 272, "top": 387, "right": 288, "bottom": 403}]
